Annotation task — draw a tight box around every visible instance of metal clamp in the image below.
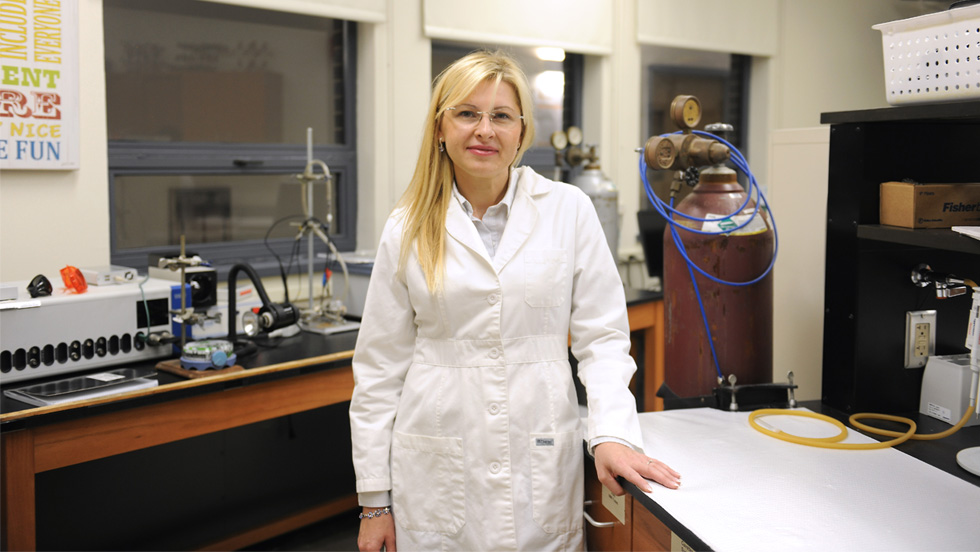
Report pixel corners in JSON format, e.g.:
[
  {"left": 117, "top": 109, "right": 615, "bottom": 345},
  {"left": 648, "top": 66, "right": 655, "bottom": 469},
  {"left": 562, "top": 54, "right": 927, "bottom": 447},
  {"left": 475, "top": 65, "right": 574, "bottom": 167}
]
[{"left": 727, "top": 374, "right": 739, "bottom": 411}]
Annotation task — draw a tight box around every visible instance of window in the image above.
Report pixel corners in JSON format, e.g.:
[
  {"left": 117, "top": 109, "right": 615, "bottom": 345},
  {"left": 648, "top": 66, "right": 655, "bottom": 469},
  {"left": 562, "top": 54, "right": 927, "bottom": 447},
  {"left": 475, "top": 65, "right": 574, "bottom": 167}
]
[
  {"left": 103, "top": 0, "right": 356, "bottom": 278},
  {"left": 431, "top": 41, "right": 583, "bottom": 179}
]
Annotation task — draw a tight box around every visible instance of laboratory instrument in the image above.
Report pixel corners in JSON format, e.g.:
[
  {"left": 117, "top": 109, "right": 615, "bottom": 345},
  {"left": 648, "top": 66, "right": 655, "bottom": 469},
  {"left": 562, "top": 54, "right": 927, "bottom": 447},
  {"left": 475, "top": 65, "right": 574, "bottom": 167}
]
[
  {"left": 149, "top": 260, "right": 218, "bottom": 310},
  {"left": 153, "top": 237, "right": 222, "bottom": 352},
  {"left": 179, "top": 339, "right": 237, "bottom": 371},
  {"left": 0, "top": 276, "right": 173, "bottom": 383},
  {"left": 226, "top": 263, "right": 298, "bottom": 340},
  {"left": 919, "top": 354, "right": 980, "bottom": 427},
  {"left": 293, "top": 128, "right": 359, "bottom": 335}
]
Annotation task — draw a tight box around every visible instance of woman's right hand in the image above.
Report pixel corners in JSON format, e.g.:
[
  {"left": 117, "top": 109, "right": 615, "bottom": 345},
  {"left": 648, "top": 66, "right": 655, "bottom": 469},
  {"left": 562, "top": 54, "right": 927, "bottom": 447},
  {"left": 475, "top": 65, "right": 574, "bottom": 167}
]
[{"left": 357, "top": 509, "right": 396, "bottom": 552}]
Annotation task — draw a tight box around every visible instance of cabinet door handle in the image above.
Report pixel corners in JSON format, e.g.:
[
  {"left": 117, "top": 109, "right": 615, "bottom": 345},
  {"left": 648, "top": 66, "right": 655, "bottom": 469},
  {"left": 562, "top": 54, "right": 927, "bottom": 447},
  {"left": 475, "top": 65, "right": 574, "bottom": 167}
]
[{"left": 583, "top": 500, "right": 615, "bottom": 528}]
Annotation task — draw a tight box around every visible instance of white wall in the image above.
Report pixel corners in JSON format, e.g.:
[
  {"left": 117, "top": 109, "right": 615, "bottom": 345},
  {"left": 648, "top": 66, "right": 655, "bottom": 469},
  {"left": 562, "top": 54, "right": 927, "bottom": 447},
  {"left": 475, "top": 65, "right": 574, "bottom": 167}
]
[
  {"left": 773, "top": 0, "right": 948, "bottom": 128},
  {"left": 0, "top": 0, "right": 953, "bottom": 398},
  {"left": 769, "top": 127, "right": 829, "bottom": 401},
  {"left": 764, "top": 0, "right": 947, "bottom": 399},
  {"left": 0, "top": 0, "right": 110, "bottom": 282}
]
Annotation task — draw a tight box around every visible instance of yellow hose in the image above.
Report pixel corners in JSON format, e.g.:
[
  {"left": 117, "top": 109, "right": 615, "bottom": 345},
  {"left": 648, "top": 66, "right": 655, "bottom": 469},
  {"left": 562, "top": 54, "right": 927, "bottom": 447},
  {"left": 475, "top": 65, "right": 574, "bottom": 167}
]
[
  {"left": 748, "top": 405, "right": 975, "bottom": 450},
  {"left": 850, "top": 406, "right": 975, "bottom": 441},
  {"left": 749, "top": 409, "right": 914, "bottom": 450}
]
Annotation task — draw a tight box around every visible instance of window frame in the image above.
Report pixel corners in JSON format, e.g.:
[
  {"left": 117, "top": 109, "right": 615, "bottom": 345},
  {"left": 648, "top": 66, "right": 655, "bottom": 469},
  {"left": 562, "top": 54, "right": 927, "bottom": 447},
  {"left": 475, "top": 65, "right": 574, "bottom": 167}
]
[{"left": 105, "top": 14, "right": 358, "bottom": 281}]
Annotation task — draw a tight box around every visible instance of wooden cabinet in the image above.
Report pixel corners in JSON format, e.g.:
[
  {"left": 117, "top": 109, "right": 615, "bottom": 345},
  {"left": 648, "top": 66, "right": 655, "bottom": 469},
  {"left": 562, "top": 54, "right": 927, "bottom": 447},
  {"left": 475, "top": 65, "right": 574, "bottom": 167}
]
[
  {"left": 631, "top": 503, "right": 674, "bottom": 551},
  {"left": 820, "top": 102, "right": 980, "bottom": 414}
]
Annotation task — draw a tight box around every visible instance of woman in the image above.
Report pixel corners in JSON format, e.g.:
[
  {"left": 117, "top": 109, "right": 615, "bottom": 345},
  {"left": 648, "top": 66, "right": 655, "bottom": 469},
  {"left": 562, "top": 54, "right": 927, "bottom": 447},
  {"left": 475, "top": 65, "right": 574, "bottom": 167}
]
[{"left": 349, "top": 50, "right": 680, "bottom": 551}]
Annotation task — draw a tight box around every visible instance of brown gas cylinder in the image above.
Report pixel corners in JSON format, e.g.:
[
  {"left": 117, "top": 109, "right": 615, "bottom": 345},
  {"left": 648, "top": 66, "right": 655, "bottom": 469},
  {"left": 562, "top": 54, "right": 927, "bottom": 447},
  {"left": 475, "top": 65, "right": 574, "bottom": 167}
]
[{"left": 663, "top": 165, "right": 774, "bottom": 397}]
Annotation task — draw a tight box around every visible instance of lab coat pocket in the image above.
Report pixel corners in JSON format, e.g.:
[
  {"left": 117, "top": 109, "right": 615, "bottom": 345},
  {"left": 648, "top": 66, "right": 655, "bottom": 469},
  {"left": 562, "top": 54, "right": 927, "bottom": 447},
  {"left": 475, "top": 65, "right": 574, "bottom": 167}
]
[
  {"left": 529, "top": 430, "right": 584, "bottom": 534},
  {"left": 391, "top": 431, "right": 465, "bottom": 534},
  {"left": 524, "top": 249, "right": 568, "bottom": 308}
]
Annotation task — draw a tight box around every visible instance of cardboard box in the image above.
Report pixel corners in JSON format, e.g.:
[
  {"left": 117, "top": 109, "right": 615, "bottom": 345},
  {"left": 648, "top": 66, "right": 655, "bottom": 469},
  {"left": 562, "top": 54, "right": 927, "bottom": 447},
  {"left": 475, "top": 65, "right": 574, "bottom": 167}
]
[{"left": 879, "top": 182, "right": 980, "bottom": 229}]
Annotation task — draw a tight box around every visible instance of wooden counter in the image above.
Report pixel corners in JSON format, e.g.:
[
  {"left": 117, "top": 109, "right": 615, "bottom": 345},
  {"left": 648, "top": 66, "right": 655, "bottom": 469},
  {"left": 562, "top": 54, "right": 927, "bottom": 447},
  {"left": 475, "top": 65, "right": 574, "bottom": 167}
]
[{"left": 1, "top": 331, "right": 359, "bottom": 551}]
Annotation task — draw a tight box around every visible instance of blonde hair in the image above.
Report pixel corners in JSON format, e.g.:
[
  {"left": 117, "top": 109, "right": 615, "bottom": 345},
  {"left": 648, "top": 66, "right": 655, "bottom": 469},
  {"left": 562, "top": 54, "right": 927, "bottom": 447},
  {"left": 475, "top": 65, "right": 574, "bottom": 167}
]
[{"left": 397, "top": 50, "right": 536, "bottom": 292}]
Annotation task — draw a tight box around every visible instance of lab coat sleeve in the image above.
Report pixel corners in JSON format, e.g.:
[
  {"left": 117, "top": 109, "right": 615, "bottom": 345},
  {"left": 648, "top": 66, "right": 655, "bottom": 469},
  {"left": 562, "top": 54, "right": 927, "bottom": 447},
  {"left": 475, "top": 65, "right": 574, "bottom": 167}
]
[
  {"left": 349, "top": 214, "right": 417, "bottom": 504},
  {"left": 566, "top": 188, "right": 645, "bottom": 454}
]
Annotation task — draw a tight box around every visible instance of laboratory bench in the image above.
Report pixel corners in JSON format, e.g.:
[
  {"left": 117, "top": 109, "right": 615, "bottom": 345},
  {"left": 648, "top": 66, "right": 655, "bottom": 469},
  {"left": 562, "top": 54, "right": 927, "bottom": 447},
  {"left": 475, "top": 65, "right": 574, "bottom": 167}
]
[
  {"left": 1, "top": 330, "right": 360, "bottom": 552},
  {"left": 585, "top": 401, "right": 980, "bottom": 552},
  {"left": 0, "top": 288, "right": 664, "bottom": 551}
]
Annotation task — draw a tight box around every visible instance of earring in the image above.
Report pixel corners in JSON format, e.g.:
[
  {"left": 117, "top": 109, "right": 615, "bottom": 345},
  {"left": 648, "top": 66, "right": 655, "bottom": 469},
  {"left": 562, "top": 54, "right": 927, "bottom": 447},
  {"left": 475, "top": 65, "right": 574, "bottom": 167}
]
[{"left": 438, "top": 140, "right": 445, "bottom": 153}]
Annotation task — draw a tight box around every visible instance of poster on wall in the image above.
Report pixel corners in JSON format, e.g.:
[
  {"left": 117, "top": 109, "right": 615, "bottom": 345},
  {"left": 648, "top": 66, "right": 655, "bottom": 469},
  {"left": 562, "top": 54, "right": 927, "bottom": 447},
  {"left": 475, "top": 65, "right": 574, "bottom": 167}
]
[{"left": 0, "top": 0, "right": 79, "bottom": 170}]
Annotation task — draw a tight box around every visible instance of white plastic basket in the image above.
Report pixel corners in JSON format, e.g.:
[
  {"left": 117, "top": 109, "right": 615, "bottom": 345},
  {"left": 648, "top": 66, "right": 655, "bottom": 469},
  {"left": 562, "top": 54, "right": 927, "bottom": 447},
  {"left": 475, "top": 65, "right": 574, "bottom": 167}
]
[{"left": 873, "top": 4, "right": 980, "bottom": 105}]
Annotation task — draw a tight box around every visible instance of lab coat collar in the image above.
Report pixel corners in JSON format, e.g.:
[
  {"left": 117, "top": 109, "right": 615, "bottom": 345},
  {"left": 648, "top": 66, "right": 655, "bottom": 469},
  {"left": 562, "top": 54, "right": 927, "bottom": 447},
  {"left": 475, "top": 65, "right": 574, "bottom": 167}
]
[
  {"left": 444, "top": 167, "right": 547, "bottom": 274},
  {"left": 492, "top": 168, "right": 541, "bottom": 273}
]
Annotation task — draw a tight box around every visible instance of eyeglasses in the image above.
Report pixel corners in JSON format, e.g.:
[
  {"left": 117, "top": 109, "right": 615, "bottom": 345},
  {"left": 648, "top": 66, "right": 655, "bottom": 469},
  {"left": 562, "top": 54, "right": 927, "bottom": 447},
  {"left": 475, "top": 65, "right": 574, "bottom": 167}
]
[{"left": 444, "top": 106, "right": 524, "bottom": 129}]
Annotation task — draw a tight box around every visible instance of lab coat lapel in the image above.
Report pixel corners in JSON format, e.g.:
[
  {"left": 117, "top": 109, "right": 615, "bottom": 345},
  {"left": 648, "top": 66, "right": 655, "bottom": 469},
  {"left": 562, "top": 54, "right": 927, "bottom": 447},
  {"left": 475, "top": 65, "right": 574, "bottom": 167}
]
[
  {"left": 445, "top": 198, "right": 493, "bottom": 267},
  {"left": 492, "top": 173, "right": 539, "bottom": 274}
]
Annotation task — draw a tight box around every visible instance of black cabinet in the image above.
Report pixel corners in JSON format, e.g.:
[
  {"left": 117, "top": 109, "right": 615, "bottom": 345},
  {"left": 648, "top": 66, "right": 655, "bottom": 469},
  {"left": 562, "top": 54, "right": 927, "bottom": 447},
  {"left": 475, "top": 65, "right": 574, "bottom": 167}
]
[{"left": 820, "top": 102, "right": 980, "bottom": 413}]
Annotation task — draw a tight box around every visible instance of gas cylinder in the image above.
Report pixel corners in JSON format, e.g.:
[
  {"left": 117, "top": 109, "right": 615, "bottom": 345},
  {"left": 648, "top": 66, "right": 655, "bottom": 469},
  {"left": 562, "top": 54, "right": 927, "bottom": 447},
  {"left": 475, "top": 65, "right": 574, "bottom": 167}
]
[
  {"left": 663, "top": 165, "right": 774, "bottom": 397},
  {"left": 572, "top": 164, "right": 619, "bottom": 260}
]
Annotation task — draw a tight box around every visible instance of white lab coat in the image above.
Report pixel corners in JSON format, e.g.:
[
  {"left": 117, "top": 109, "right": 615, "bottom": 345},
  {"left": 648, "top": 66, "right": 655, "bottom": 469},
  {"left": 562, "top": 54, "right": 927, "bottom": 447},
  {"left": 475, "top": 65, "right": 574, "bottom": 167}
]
[{"left": 349, "top": 166, "right": 644, "bottom": 551}]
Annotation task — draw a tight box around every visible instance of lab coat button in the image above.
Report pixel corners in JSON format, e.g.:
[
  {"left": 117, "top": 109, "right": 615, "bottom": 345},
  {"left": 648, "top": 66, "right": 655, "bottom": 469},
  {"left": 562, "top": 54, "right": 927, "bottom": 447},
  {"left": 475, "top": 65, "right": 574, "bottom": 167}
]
[
  {"left": 488, "top": 403, "right": 500, "bottom": 415},
  {"left": 488, "top": 348, "right": 500, "bottom": 359},
  {"left": 489, "top": 462, "right": 501, "bottom": 474},
  {"left": 487, "top": 293, "right": 499, "bottom": 305}
]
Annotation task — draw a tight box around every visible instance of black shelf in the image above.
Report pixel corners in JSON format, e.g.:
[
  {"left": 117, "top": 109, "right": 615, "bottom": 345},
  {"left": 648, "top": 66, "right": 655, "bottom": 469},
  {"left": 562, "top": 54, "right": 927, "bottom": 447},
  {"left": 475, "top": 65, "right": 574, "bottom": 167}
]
[
  {"left": 821, "top": 102, "right": 980, "bottom": 415},
  {"left": 821, "top": 101, "right": 980, "bottom": 125},
  {"left": 857, "top": 225, "right": 980, "bottom": 254}
]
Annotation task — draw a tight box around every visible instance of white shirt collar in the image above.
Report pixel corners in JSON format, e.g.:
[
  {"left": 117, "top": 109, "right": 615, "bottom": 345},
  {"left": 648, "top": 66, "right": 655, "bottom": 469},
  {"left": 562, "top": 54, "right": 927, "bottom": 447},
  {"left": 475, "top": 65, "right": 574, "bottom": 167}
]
[{"left": 451, "top": 172, "right": 518, "bottom": 218}]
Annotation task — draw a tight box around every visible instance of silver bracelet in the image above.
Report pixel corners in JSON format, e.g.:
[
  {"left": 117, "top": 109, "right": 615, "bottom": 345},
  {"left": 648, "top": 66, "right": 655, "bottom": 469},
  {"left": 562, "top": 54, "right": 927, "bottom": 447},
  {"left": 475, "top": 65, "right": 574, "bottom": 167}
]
[{"left": 358, "top": 506, "right": 391, "bottom": 520}]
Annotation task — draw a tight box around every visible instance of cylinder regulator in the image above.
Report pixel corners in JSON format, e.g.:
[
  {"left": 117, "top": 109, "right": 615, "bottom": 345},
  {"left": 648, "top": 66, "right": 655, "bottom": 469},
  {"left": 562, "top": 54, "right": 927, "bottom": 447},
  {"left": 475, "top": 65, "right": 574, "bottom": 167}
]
[{"left": 551, "top": 127, "right": 620, "bottom": 260}]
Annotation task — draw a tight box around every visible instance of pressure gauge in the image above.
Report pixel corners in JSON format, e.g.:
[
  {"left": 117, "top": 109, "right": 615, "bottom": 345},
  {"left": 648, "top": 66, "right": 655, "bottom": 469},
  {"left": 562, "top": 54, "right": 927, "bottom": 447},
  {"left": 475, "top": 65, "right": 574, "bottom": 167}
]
[
  {"left": 566, "top": 126, "right": 583, "bottom": 146},
  {"left": 550, "top": 130, "right": 568, "bottom": 150},
  {"left": 670, "top": 95, "right": 702, "bottom": 130}
]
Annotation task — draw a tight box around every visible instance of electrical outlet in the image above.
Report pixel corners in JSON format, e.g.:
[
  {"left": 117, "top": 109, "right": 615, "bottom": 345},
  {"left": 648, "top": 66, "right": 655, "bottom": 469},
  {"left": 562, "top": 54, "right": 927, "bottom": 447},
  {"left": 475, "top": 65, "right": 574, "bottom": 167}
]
[{"left": 905, "top": 310, "right": 936, "bottom": 368}]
